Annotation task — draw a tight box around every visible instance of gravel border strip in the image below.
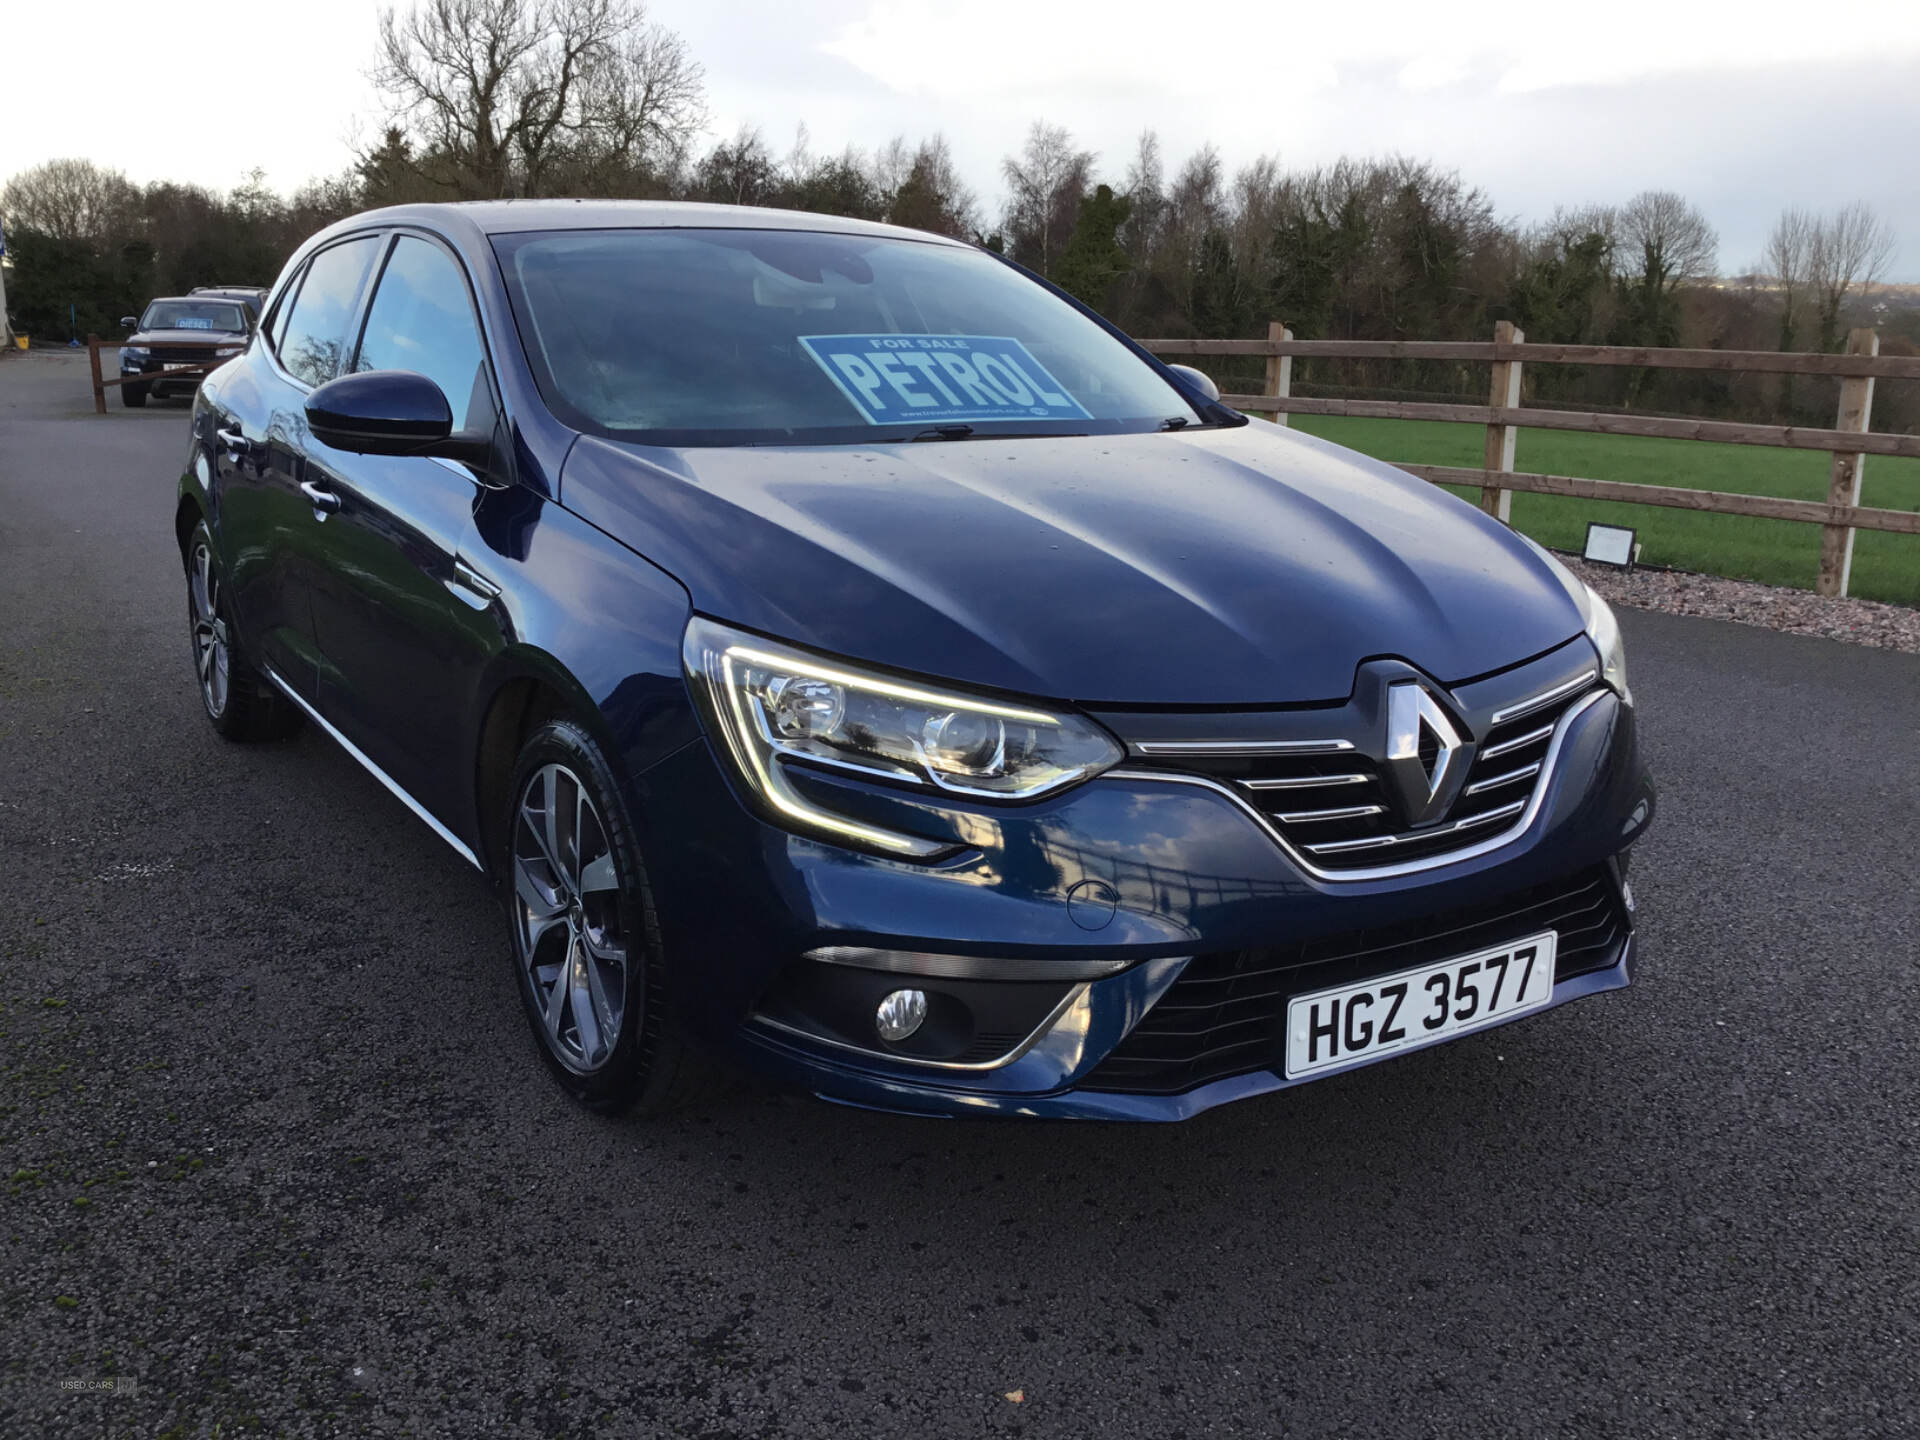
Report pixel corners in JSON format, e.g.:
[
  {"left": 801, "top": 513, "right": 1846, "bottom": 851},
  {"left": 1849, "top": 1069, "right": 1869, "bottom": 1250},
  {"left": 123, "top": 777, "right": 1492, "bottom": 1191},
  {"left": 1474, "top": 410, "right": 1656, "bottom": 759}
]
[{"left": 1565, "top": 555, "right": 1920, "bottom": 655}]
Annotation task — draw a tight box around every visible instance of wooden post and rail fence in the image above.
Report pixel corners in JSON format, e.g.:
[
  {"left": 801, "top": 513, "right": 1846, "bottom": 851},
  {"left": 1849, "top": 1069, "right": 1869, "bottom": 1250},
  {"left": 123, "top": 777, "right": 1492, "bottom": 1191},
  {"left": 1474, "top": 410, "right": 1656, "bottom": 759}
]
[
  {"left": 74, "top": 318, "right": 1915, "bottom": 599},
  {"left": 1141, "top": 324, "right": 1920, "bottom": 598}
]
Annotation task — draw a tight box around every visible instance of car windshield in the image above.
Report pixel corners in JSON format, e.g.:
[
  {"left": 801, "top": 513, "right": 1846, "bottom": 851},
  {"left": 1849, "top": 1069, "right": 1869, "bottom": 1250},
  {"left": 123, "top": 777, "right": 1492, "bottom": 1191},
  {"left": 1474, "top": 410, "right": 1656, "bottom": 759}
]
[
  {"left": 142, "top": 300, "right": 248, "bottom": 333},
  {"left": 492, "top": 227, "right": 1206, "bottom": 445}
]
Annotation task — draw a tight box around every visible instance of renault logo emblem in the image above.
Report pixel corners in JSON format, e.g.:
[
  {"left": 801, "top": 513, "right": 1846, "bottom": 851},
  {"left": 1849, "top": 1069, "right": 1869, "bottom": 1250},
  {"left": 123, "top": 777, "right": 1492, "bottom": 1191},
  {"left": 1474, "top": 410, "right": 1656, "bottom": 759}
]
[{"left": 1384, "top": 682, "right": 1466, "bottom": 826}]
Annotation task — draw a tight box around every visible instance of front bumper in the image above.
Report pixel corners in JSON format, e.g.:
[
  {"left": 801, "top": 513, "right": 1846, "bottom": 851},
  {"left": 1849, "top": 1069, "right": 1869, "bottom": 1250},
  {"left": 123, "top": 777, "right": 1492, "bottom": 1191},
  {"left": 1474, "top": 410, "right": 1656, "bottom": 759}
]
[
  {"left": 753, "top": 934, "right": 1636, "bottom": 1121},
  {"left": 636, "top": 664, "right": 1654, "bottom": 1122},
  {"left": 121, "top": 351, "right": 237, "bottom": 391}
]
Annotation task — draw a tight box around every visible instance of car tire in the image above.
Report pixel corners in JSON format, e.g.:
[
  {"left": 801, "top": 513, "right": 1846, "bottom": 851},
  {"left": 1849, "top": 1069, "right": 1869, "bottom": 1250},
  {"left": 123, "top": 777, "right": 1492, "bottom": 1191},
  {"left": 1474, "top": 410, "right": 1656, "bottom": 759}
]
[
  {"left": 122, "top": 382, "right": 148, "bottom": 408},
  {"left": 184, "top": 519, "right": 302, "bottom": 741},
  {"left": 505, "top": 718, "right": 709, "bottom": 1114}
]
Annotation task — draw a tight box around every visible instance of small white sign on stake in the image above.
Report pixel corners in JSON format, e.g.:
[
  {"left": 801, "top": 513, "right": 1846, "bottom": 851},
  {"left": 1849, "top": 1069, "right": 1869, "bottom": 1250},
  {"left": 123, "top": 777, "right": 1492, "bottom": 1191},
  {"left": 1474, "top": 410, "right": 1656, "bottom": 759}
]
[{"left": 1583, "top": 522, "right": 1637, "bottom": 569}]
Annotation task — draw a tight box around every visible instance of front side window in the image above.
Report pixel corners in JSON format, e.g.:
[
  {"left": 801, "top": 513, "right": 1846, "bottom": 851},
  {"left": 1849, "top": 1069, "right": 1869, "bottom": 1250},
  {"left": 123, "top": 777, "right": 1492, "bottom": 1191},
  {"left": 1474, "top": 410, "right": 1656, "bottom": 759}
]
[
  {"left": 354, "top": 236, "right": 490, "bottom": 433},
  {"left": 140, "top": 300, "right": 248, "bottom": 334},
  {"left": 278, "top": 236, "right": 379, "bottom": 389},
  {"left": 492, "top": 228, "right": 1204, "bottom": 445}
]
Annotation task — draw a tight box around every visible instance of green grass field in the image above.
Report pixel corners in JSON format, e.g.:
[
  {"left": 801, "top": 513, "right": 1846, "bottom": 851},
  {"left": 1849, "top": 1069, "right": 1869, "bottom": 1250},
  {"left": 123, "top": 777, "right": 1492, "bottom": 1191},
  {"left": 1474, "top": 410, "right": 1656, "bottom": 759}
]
[{"left": 1286, "top": 416, "right": 1920, "bottom": 608}]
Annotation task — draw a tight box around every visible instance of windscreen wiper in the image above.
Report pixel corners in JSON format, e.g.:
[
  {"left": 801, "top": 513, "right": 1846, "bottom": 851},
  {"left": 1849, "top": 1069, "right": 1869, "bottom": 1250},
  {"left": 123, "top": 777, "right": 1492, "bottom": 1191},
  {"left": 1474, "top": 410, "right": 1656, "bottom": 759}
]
[
  {"left": 903, "top": 425, "right": 1090, "bottom": 442},
  {"left": 1159, "top": 416, "right": 1190, "bottom": 430}
]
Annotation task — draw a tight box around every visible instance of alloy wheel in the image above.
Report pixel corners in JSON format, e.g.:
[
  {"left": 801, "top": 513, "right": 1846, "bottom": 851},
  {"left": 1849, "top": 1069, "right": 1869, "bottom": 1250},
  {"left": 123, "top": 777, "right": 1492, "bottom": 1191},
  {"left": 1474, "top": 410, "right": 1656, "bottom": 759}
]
[
  {"left": 188, "top": 539, "right": 231, "bottom": 719},
  {"left": 512, "top": 763, "right": 629, "bottom": 1074}
]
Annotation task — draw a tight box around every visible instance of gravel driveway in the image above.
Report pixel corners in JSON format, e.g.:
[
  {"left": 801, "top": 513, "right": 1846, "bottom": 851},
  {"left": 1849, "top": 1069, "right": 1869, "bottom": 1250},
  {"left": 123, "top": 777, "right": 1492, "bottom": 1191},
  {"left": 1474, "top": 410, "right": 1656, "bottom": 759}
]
[{"left": 3, "top": 353, "right": 1917, "bottom": 1438}]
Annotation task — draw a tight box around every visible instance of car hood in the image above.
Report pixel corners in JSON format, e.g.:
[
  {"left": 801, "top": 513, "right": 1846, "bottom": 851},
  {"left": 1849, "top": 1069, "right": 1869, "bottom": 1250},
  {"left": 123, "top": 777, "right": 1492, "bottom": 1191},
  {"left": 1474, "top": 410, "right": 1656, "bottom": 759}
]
[
  {"left": 559, "top": 422, "right": 1587, "bottom": 706},
  {"left": 125, "top": 327, "right": 249, "bottom": 346}
]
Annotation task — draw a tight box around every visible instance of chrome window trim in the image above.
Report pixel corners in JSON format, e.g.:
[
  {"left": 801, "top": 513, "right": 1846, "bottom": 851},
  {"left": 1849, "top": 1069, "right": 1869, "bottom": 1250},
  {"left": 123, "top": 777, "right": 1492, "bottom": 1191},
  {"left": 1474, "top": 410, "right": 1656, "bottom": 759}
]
[
  {"left": 1131, "top": 737, "right": 1353, "bottom": 758},
  {"left": 262, "top": 665, "right": 483, "bottom": 872},
  {"left": 1107, "top": 686, "right": 1607, "bottom": 883},
  {"left": 750, "top": 980, "right": 1096, "bottom": 1073},
  {"left": 1490, "top": 669, "right": 1598, "bottom": 727}
]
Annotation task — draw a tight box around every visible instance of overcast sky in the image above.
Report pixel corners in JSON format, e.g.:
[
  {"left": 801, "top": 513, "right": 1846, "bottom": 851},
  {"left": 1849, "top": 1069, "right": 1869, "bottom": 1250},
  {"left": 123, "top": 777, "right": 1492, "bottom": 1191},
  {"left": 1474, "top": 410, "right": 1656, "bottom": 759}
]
[{"left": 6, "top": 0, "right": 1919, "bottom": 278}]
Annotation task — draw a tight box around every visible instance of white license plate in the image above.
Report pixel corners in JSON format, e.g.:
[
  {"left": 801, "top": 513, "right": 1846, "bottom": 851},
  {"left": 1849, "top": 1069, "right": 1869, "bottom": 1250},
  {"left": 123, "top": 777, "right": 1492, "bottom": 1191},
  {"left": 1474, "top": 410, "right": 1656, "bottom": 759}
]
[
  {"left": 1284, "top": 930, "right": 1558, "bottom": 1078},
  {"left": 163, "top": 363, "right": 199, "bottom": 372}
]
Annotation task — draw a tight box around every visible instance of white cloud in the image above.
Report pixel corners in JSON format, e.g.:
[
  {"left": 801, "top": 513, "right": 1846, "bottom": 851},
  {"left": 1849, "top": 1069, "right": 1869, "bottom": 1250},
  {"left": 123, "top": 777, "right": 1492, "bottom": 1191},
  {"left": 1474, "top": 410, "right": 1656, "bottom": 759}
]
[{"left": 820, "top": 0, "right": 1920, "bottom": 100}]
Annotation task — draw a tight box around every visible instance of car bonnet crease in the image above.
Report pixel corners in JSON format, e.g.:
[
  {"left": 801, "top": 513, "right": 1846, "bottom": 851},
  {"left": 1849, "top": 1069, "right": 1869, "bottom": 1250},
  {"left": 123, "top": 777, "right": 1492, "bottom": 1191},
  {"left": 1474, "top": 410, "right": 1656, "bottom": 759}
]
[{"left": 558, "top": 421, "right": 1588, "bottom": 706}]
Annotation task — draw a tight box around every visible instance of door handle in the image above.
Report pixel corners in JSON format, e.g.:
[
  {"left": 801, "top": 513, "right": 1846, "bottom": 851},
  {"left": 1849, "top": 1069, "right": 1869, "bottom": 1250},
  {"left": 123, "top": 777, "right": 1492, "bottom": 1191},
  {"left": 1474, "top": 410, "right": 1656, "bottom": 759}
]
[
  {"left": 299, "top": 480, "right": 341, "bottom": 515},
  {"left": 447, "top": 557, "right": 502, "bottom": 609},
  {"left": 216, "top": 425, "right": 247, "bottom": 450}
]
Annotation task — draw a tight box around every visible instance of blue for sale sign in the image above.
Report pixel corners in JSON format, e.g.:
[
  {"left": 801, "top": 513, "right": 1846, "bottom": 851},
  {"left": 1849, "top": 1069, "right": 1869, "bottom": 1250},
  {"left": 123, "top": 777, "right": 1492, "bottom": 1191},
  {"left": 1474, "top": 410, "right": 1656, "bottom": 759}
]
[{"left": 800, "top": 333, "right": 1091, "bottom": 426}]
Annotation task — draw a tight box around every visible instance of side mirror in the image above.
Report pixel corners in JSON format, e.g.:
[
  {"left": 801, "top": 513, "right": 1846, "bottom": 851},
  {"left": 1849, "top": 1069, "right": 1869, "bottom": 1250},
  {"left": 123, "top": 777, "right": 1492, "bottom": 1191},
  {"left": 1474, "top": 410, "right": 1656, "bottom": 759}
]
[
  {"left": 1166, "top": 363, "right": 1221, "bottom": 403},
  {"left": 120, "top": 316, "right": 140, "bottom": 329},
  {"left": 306, "top": 370, "right": 452, "bottom": 455}
]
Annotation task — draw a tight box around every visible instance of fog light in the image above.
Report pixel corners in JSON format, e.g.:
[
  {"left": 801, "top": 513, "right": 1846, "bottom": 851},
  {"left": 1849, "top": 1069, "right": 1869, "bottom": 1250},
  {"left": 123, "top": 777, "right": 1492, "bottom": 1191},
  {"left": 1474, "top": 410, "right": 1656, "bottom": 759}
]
[{"left": 875, "top": 988, "right": 928, "bottom": 1042}]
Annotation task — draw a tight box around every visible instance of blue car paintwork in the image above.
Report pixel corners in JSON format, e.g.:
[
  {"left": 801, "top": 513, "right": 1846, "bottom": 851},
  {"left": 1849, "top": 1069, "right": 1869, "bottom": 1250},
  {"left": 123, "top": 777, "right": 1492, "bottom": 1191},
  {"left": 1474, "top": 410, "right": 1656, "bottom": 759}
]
[
  {"left": 557, "top": 423, "right": 1588, "bottom": 705},
  {"left": 179, "top": 200, "right": 1653, "bottom": 1121}
]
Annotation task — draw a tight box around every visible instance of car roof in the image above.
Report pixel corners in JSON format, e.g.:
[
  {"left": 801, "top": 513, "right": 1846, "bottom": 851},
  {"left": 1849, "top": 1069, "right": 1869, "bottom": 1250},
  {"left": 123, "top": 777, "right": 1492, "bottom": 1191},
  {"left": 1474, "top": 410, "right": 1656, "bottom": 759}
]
[
  {"left": 318, "top": 199, "right": 970, "bottom": 247},
  {"left": 148, "top": 295, "right": 250, "bottom": 306}
]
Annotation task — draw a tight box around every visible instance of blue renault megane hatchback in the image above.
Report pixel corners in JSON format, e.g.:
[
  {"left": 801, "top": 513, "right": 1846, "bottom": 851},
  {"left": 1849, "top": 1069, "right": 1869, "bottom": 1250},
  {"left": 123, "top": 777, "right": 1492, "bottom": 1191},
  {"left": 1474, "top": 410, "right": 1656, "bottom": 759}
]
[{"left": 177, "top": 201, "right": 1654, "bottom": 1120}]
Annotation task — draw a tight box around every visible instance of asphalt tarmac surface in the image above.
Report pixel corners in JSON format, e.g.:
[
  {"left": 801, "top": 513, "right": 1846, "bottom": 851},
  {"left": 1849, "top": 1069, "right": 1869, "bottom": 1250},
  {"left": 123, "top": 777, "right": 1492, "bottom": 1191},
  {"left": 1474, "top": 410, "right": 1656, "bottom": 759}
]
[{"left": 3, "top": 351, "right": 1917, "bottom": 1438}]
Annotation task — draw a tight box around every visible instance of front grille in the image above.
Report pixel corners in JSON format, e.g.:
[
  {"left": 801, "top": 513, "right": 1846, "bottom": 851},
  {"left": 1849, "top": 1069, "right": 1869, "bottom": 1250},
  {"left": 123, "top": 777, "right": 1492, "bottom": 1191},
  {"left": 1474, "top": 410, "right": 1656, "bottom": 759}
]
[
  {"left": 1141, "top": 678, "right": 1596, "bottom": 873},
  {"left": 1081, "top": 865, "right": 1627, "bottom": 1095},
  {"left": 150, "top": 346, "right": 224, "bottom": 365}
]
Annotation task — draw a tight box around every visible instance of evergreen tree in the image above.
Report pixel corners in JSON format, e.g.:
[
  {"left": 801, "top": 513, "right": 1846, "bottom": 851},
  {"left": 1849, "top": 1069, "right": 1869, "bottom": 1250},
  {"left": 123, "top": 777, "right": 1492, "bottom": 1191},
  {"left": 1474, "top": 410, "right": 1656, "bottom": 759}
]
[{"left": 1052, "top": 184, "right": 1131, "bottom": 309}]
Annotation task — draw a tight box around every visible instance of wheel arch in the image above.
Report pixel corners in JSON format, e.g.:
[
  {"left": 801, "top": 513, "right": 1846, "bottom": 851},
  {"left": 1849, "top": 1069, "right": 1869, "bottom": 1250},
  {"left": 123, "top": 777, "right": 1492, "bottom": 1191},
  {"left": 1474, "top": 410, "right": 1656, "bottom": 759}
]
[
  {"left": 471, "top": 649, "right": 629, "bottom": 881},
  {"left": 175, "top": 493, "right": 206, "bottom": 561}
]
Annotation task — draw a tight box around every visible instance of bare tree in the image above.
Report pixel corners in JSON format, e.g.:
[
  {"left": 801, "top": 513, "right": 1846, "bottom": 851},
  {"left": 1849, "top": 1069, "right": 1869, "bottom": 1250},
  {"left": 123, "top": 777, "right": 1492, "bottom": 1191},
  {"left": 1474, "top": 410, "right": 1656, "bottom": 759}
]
[
  {"left": 1000, "top": 122, "right": 1094, "bottom": 276},
  {"left": 573, "top": 19, "right": 704, "bottom": 187},
  {"left": 1617, "top": 190, "right": 1717, "bottom": 296},
  {"left": 372, "top": 0, "right": 704, "bottom": 198},
  {"left": 1764, "top": 206, "right": 1815, "bottom": 352},
  {"left": 1808, "top": 201, "right": 1895, "bottom": 352},
  {"left": 0, "top": 158, "right": 139, "bottom": 245},
  {"left": 1614, "top": 190, "right": 1716, "bottom": 356},
  {"left": 1229, "top": 154, "right": 1284, "bottom": 270}
]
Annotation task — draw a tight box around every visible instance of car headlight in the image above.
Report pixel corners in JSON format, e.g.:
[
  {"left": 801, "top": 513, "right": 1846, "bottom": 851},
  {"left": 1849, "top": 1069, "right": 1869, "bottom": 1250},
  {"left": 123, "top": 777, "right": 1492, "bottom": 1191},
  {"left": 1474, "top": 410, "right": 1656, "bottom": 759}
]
[
  {"left": 1582, "top": 587, "right": 1630, "bottom": 706},
  {"left": 683, "top": 617, "right": 1124, "bottom": 857},
  {"left": 120, "top": 347, "right": 149, "bottom": 368},
  {"left": 1514, "top": 534, "right": 1631, "bottom": 707}
]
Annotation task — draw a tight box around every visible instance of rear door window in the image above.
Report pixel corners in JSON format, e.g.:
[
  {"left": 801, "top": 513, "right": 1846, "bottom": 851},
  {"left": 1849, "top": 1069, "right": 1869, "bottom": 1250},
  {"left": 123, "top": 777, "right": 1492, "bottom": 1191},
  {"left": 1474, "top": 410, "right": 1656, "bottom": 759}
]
[
  {"left": 266, "top": 270, "right": 302, "bottom": 355},
  {"left": 278, "top": 236, "right": 379, "bottom": 388},
  {"left": 353, "top": 236, "right": 491, "bottom": 433}
]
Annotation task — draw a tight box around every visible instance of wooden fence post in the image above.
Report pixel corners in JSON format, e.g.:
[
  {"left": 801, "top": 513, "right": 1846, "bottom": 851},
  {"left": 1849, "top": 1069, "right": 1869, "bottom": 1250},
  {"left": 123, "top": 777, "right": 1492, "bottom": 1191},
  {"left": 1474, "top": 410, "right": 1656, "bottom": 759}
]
[
  {"left": 1817, "top": 327, "right": 1878, "bottom": 598},
  {"left": 1479, "top": 320, "right": 1523, "bottom": 521},
  {"left": 1264, "top": 320, "right": 1293, "bottom": 426},
  {"left": 87, "top": 336, "right": 107, "bottom": 415}
]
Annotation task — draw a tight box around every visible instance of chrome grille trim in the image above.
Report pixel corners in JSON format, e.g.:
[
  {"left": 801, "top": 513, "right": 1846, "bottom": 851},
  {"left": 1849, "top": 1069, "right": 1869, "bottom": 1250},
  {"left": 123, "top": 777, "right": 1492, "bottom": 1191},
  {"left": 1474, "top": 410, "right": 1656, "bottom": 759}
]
[
  {"left": 1481, "top": 722, "right": 1555, "bottom": 760},
  {"left": 1490, "top": 669, "right": 1598, "bottom": 726},
  {"left": 1464, "top": 761, "right": 1542, "bottom": 797},
  {"left": 1274, "top": 803, "right": 1386, "bottom": 824},
  {"left": 1303, "top": 799, "right": 1526, "bottom": 855},
  {"left": 1243, "top": 773, "right": 1370, "bottom": 791},
  {"left": 1131, "top": 737, "right": 1354, "bottom": 757},
  {"left": 1104, "top": 686, "right": 1608, "bottom": 882}
]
